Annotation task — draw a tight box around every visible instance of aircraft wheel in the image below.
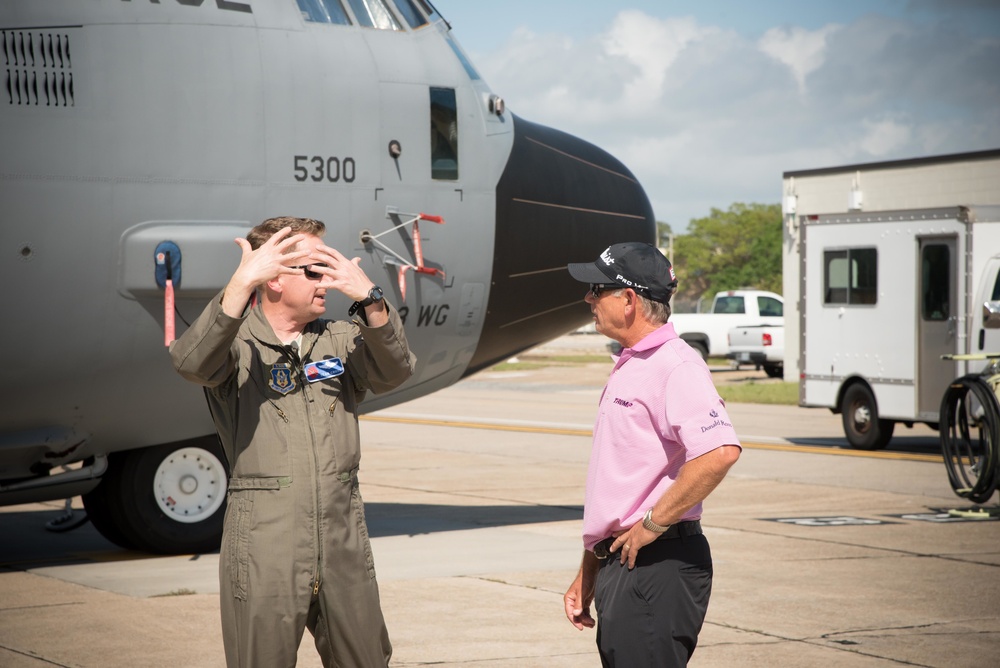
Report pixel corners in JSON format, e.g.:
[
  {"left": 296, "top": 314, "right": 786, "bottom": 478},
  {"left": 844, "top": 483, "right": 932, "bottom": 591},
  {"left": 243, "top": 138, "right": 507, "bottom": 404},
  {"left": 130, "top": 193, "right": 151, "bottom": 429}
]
[
  {"left": 841, "top": 383, "right": 894, "bottom": 450},
  {"left": 85, "top": 437, "right": 228, "bottom": 554},
  {"left": 82, "top": 456, "right": 139, "bottom": 550}
]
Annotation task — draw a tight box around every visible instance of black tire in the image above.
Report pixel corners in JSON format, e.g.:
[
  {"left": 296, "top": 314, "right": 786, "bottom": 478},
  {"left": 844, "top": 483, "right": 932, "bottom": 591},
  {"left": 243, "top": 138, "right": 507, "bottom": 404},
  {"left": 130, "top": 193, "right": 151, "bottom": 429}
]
[
  {"left": 82, "top": 455, "right": 140, "bottom": 550},
  {"left": 840, "top": 383, "right": 895, "bottom": 450},
  {"left": 687, "top": 340, "right": 708, "bottom": 360},
  {"left": 939, "top": 376, "right": 999, "bottom": 504},
  {"left": 763, "top": 363, "right": 783, "bottom": 378},
  {"left": 84, "top": 436, "right": 228, "bottom": 554}
]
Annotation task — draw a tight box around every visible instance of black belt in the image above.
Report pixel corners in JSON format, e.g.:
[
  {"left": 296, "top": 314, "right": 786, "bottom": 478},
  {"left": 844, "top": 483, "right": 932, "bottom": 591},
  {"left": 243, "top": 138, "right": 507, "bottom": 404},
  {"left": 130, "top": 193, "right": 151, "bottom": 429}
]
[{"left": 592, "top": 520, "right": 702, "bottom": 560}]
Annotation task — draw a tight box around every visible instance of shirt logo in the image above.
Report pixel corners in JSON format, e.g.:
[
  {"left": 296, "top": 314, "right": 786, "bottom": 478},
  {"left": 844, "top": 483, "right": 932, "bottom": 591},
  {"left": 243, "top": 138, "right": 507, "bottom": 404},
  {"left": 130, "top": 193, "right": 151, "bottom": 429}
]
[
  {"left": 701, "top": 416, "right": 733, "bottom": 433},
  {"left": 710, "top": 409, "right": 719, "bottom": 418},
  {"left": 613, "top": 273, "right": 650, "bottom": 292},
  {"left": 613, "top": 398, "right": 633, "bottom": 408},
  {"left": 304, "top": 357, "right": 344, "bottom": 383},
  {"left": 269, "top": 363, "right": 296, "bottom": 395}
]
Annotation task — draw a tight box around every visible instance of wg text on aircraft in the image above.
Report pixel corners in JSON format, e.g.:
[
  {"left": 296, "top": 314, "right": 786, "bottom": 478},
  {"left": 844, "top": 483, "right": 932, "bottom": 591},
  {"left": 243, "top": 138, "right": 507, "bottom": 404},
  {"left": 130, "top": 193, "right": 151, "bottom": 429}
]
[{"left": 0, "top": 0, "right": 655, "bottom": 553}]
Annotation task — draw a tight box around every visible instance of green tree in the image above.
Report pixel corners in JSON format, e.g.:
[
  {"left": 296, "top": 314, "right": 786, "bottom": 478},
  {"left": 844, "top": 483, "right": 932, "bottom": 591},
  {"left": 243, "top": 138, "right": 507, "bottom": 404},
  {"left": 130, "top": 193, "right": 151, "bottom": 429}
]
[
  {"left": 656, "top": 220, "right": 673, "bottom": 248},
  {"left": 671, "top": 203, "right": 782, "bottom": 310}
]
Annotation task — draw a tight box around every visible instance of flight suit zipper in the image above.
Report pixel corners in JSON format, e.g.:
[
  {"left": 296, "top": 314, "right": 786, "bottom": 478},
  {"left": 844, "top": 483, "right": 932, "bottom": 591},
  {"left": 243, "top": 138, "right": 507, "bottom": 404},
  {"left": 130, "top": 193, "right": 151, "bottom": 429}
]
[{"left": 293, "top": 352, "right": 324, "bottom": 598}]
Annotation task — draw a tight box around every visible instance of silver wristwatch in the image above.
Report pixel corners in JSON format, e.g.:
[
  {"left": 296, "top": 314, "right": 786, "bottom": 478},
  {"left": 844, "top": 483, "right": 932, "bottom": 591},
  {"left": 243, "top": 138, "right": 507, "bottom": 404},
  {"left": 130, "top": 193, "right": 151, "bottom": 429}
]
[{"left": 643, "top": 508, "right": 670, "bottom": 533}]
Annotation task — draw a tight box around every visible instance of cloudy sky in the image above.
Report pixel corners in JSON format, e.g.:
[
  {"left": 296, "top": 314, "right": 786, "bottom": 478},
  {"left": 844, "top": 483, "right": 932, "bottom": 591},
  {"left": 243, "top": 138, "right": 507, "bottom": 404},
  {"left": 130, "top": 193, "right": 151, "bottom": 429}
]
[{"left": 434, "top": 0, "right": 1000, "bottom": 230}]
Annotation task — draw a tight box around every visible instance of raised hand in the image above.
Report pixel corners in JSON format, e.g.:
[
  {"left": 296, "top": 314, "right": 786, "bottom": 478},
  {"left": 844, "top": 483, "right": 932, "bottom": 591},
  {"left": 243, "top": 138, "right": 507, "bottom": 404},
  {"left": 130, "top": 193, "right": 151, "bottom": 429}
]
[
  {"left": 222, "top": 227, "right": 310, "bottom": 317},
  {"left": 307, "top": 244, "right": 375, "bottom": 301}
]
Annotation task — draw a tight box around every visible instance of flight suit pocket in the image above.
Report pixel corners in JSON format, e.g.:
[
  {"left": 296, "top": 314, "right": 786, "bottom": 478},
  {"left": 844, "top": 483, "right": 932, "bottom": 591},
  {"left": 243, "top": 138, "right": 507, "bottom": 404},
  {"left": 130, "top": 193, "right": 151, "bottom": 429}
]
[
  {"left": 225, "top": 494, "right": 252, "bottom": 601},
  {"left": 350, "top": 481, "right": 376, "bottom": 579},
  {"left": 320, "top": 376, "right": 355, "bottom": 416}
]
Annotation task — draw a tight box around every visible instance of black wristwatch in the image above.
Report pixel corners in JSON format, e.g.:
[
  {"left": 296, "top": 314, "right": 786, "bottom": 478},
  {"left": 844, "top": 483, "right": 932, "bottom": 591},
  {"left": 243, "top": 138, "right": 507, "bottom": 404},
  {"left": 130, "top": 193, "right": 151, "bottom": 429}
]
[{"left": 349, "top": 285, "right": 384, "bottom": 316}]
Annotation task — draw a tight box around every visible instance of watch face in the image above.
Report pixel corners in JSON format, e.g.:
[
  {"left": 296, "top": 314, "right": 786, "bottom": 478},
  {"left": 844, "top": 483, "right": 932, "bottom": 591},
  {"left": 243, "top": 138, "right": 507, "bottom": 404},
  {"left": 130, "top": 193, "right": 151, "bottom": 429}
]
[{"left": 370, "top": 286, "right": 384, "bottom": 301}]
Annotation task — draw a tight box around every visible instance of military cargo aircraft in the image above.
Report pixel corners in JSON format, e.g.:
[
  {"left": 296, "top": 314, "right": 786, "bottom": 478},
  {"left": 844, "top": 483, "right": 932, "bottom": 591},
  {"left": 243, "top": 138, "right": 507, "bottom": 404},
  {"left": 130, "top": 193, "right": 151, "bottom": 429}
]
[{"left": 0, "top": 0, "right": 654, "bottom": 553}]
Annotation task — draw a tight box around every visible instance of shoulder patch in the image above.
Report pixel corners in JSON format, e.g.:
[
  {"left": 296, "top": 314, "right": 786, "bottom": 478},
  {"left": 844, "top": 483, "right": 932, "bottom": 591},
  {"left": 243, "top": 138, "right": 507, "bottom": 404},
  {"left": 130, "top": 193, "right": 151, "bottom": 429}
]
[{"left": 269, "top": 363, "right": 296, "bottom": 394}]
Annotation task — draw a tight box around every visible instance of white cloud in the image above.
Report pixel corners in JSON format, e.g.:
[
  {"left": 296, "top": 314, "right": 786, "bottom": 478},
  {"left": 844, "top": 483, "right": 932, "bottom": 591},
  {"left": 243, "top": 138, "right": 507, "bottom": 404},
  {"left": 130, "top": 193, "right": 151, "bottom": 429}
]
[
  {"left": 472, "top": 10, "right": 1000, "bottom": 228},
  {"left": 858, "top": 117, "right": 913, "bottom": 156},
  {"left": 758, "top": 25, "right": 839, "bottom": 93},
  {"left": 602, "top": 11, "right": 716, "bottom": 109},
  {"left": 482, "top": 11, "right": 724, "bottom": 128}
]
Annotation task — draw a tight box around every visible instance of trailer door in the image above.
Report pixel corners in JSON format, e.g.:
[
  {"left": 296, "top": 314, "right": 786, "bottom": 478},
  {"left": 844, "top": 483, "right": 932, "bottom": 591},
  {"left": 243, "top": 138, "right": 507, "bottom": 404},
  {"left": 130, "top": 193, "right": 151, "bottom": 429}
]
[{"left": 917, "top": 237, "right": 958, "bottom": 419}]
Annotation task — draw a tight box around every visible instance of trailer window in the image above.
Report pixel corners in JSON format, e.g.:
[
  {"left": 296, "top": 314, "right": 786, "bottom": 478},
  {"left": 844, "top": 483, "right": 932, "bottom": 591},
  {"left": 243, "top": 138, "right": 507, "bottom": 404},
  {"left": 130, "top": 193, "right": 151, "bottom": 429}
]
[
  {"left": 824, "top": 248, "right": 877, "bottom": 305},
  {"left": 921, "top": 244, "right": 950, "bottom": 321}
]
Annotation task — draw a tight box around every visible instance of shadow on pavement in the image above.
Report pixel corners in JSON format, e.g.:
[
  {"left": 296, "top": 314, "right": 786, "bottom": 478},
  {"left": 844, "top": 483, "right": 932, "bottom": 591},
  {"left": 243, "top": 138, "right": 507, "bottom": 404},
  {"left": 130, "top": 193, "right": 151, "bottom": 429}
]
[
  {"left": 1, "top": 502, "right": 584, "bottom": 567},
  {"left": 785, "top": 435, "right": 942, "bottom": 456},
  {"left": 365, "top": 501, "right": 583, "bottom": 538}
]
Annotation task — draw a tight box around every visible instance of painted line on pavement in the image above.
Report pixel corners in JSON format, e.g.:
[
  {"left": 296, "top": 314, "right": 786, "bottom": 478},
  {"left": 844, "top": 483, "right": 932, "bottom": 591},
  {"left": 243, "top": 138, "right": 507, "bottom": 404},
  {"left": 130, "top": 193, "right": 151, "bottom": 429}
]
[
  {"left": 363, "top": 414, "right": 592, "bottom": 437},
  {"left": 740, "top": 441, "right": 941, "bottom": 463},
  {"left": 362, "top": 414, "right": 942, "bottom": 463}
]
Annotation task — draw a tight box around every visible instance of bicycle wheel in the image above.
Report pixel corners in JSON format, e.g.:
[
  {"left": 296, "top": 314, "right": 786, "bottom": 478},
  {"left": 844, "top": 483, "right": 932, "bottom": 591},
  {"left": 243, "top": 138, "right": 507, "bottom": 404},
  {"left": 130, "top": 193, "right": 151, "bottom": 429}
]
[{"left": 939, "top": 376, "right": 1000, "bottom": 504}]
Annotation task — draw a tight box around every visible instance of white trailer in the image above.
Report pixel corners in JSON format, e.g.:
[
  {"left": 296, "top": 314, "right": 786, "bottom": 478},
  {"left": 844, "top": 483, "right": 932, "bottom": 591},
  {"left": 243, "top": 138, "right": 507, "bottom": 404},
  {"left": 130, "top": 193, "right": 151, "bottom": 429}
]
[{"left": 799, "top": 205, "right": 1000, "bottom": 449}]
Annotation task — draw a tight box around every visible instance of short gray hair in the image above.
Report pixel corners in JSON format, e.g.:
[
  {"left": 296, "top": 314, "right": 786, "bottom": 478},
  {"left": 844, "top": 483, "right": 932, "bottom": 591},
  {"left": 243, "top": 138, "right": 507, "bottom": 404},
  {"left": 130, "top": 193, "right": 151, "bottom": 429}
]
[{"left": 637, "top": 294, "right": 672, "bottom": 324}]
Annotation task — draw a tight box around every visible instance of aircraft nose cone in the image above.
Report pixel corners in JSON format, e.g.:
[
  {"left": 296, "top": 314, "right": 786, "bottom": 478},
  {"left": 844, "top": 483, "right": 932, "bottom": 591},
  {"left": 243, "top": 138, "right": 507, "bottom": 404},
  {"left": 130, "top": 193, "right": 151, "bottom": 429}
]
[{"left": 467, "top": 115, "right": 656, "bottom": 374}]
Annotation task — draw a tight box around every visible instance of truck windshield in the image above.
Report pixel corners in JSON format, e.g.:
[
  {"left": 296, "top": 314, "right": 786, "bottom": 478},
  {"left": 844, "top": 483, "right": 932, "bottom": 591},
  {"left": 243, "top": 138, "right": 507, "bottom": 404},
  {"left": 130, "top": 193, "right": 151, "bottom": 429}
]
[
  {"left": 714, "top": 296, "right": 745, "bottom": 314},
  {"left": 758, "top": 296, "right": 783, "bottom": 317}
]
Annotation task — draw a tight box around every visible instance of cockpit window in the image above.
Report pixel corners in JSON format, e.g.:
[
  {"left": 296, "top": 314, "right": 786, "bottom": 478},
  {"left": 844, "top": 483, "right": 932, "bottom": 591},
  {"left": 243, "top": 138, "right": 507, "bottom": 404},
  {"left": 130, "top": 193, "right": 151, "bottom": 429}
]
[
  {"left": 296, "top": 0, "right": 351, "bottom": 24},
  {"left": 393, "top": 0, "right": 428, "bottom": 29},
  {"left": 430, "top": 87, "right": 458, "bottom": 180},
  {"left": 346, "top": 0, "right": 402, "bottom": 30},
  {"left": 414, "top": 0, "right": 441, "bottom": 23}
]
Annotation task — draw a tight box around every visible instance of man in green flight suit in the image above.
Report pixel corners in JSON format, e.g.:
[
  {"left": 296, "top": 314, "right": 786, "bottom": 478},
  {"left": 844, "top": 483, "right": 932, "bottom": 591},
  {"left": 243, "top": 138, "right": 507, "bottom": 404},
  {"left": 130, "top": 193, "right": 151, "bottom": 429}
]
[{"left": 170, "top": 216, "right": 415, "bottom": 667}]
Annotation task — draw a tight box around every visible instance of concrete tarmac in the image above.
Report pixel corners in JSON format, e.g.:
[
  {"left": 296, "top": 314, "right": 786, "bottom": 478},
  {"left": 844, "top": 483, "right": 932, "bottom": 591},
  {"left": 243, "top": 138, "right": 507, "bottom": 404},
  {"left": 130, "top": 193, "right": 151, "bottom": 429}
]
[{"left": 1, "top": 335, "right": 998, "bottom": 667}]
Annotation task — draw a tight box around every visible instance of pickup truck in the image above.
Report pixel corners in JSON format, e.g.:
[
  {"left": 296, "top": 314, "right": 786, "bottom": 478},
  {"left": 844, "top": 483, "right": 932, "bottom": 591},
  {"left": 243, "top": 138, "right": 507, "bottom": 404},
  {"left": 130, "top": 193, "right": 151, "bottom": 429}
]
[
  {"left": 668, "top": 289, "right": 784, "bottom": 359},
  {"left": 727, "top": 324, "right": 784, "bottom": 378}
]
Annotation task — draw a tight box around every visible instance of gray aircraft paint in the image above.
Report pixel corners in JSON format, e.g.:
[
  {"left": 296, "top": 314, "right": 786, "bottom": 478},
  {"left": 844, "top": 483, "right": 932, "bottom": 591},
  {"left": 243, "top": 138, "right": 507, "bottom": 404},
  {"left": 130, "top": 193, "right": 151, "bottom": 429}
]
[{"left": 0, "top": 0, "right": 654, "bottom": 551}]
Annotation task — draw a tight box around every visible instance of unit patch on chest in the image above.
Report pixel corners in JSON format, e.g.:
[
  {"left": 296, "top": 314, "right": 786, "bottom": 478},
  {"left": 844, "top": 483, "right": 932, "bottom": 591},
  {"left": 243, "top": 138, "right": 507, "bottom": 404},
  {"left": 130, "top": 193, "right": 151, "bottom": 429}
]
[{"left": 269, "top": 363, "right": 296, "bottom": 395}]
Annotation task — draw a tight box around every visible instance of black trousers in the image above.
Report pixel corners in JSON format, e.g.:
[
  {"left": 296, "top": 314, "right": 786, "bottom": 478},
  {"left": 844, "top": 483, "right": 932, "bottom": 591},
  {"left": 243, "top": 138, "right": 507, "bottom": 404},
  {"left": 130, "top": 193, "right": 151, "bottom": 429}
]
[{"left": 594, "top": 533, "right": 713, "bottom": 667}]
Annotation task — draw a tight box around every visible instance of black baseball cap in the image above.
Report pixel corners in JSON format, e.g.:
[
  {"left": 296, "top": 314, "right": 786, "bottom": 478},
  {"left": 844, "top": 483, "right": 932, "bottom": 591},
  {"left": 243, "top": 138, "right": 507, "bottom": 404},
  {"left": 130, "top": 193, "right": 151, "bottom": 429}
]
[{"left": 567, "top": 242, "right": 678, "bottom": 303}]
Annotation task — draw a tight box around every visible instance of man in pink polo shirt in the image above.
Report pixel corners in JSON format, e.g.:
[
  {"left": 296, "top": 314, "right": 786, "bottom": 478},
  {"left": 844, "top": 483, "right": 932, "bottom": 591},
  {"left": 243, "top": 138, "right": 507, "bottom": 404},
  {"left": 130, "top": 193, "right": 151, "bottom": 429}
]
[{"left": 563, "top": 242, "right": 742, "bottom": 667}]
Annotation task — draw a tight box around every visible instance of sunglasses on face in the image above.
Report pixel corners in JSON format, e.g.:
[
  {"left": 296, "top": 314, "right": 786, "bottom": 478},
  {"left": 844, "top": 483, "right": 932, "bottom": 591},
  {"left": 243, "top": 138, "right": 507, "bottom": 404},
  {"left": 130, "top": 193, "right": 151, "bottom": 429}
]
[
  {"left": 292, "top": 264, "right": 327, "bottom": 279},
  {"left": 589, "top": 283, "right": 619, "bottom": 298}
]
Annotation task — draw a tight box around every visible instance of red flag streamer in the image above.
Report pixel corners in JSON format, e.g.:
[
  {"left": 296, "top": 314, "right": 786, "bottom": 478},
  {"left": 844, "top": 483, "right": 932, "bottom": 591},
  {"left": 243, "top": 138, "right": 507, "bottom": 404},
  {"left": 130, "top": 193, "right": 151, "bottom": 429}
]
[
  {"left": 412, "top": 220, "right": 424, "bottom": 268},
  {"left": 397, "top": 265, "right": 411, "bottom": 301},
  {"left": 365, "top": 211, "right": 446, "bottom": 301},
  {"left": 164, "top": 278, "right": 175, "bottom": 346}
]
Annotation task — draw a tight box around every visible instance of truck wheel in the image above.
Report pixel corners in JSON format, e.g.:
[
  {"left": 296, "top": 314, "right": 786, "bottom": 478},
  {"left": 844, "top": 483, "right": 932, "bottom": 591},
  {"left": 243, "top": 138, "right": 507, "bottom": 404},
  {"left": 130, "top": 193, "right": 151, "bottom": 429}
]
[
  {"left": 83, "top": 437, "right": 228, "bottom": 554},
  {"left": 840, "top": 383, "right": 895, "bottom": 450},
  {"left": 763, "top": 363, "right": 783, "bottom": 378},
  {"left": 688, "top": 341, "right": 708, "bottom": 360}
]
